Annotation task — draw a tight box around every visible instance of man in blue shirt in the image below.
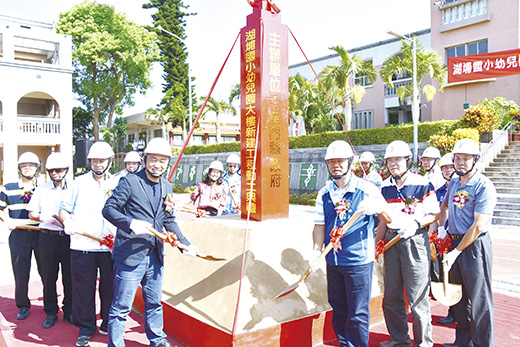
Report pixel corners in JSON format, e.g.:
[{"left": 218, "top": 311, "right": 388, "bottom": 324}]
[
  {"left": 376, "top": 140, "right": 439, "bottom": 347},
  {"left": 439, "top": 138, "right": 497, "bottom": 347},
  {"left": 311, "top": 140, "right": 391, "bottom": 347}
]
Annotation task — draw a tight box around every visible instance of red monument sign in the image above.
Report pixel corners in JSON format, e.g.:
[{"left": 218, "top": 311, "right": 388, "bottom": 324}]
[{"left": 240, "top": 0, "right": 289, "bottom": 221}]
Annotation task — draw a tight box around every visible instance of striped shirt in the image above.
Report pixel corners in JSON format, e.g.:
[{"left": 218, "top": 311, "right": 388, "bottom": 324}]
[
  {"left": 0, "top": 180, "right": 39, "bottom": 228},
  {"left": 380, "top": 173, "right": 440, "bottom": 230}
]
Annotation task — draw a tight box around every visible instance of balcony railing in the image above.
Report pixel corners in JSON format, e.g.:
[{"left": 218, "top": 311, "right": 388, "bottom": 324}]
[
  {"left": 17, "top": 116, "right": 60, "bottom": 134},
  {"left": 441, "top": 0, "right": 487, "bottom": 26},
  {"left": 385, "top": 79, "right": 412, "bottom": 97}
]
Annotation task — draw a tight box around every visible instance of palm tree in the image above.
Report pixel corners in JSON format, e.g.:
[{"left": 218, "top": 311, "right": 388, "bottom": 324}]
[
  {"left": 199, "top": 96, "right": 237, "bottom": 143},
  {"left": 320, "top": 45, "right": 377, "bottom": 131},
  {"left": 379, "top": 38, "right": 447, "bottom": 121}
]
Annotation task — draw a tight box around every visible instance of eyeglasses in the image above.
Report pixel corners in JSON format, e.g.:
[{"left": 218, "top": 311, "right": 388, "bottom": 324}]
[{"left": 48, "top": 168, "right": 67, "bottom": 174}]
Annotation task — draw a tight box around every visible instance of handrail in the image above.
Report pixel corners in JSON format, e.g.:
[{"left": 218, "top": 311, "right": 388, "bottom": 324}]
[{"left": 476, "top": 122, "right": 513, "bottom": 172}]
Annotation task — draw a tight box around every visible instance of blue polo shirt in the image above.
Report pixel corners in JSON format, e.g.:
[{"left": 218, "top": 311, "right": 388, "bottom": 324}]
[
  {"left": 314, "top": 174, "right": 386, "bottom": 266},
  {"left": 443, "top": 171, "right": 496, "bottom": 235}
]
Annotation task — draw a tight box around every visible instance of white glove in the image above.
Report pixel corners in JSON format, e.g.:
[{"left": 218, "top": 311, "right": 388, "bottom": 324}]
[
  {"left": 40, "top": 214, "right": 56, "bottom": 226},
  {"left": 130, "top": 219, "right": 152, "bottom": 235},
  {"left": 443, "top": 248, "right": 462, "bottom": 272},
  {"left": 356, "top": 198, "right": 385, "bottom": 216},
  {"left": 63, "top": 218, "right": 76, "bottom": 235},
  {"left": 400, "top": 213, "right": 419, "bottom": 239},
  {"left": 183, "top": 244, "right": 199, "bottom": 257},
  {"left": 3, "top": 218, "right": 17, "bottom": 231},
  {"left": 438, "top": 226, "right": 447, "bottom": 239},
  {"left": 308, "top": 249, "right": 323, "bottom": 272}
]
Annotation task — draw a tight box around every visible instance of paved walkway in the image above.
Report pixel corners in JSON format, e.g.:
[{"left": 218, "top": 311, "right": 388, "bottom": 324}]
[{"left": 1, "top": 205, "right": 519, "bottom": 346}]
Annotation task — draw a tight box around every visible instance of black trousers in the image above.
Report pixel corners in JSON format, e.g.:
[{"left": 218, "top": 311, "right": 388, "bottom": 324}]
[
  {"left": 39, "top": 231, "right": 72, "bottom": 316},
  {"left": 9, "top": 228, "right": 43, "bottom": 309},
  {"left": 71, "top": 250, "right": 114, "bottom": 337}
]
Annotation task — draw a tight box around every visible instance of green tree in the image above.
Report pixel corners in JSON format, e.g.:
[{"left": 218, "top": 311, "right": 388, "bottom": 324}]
[
  {"left": 379, "top": 38, "right": 446, "bottom": 121},
  {"left": 320, "top": 46, "right": 377, "bottom": 131},
  {"left": 144, "top": 0, "right": 194, "bottom": 120},
  {"left": 101, "top": 116, "right": 128, "bottom": 154},
  {"left": 198, "top": 96, "right": 236, "bottom": 143},
  {"left": 56, "top": 1, "right": 159, "bottom": 141},
  {"left": 72, "top": 106, "right": 93, "bottom": 142}
]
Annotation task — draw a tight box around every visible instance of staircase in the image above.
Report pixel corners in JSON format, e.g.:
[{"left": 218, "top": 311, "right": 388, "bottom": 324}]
[{"left": 482, "top": 141, "right": 520, "bottom": 226}]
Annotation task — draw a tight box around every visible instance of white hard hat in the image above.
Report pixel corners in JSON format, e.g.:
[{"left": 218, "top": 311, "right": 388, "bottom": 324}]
[
  {"left": 87, "top": 142, "right": 114, "bottom": 159},
  {"left": 46, "top": 152, "right": 69, "bottom": 169},
  {"left": 422, "top": 147, "right": 441, "bottom": 159},
  {"left": 18, "top": 152, "right": 40, "bottom": 165},
  {"left": 144, "top": 138, "right": 172, "bottom": 157},
  {"left": 439, "top": 153, "right": 454, "bottom": 167},
  {"left": 452, "top": 138, "right": 480, "bottom": 156},
  {"left": 226, "top": 153, "right": 240, "bottom": 164},
  {"left": 124, "top": 151, "right": 141, "bottom": 163},
  {"left": 209, "top": 160, "right": 224, "bottom": 172},
  {"left": 359, "top": 151, "right": 375, "bottom": 163},
  {"left": 384, "top": 140, "right": 412, "bottom": 159},
  {"left": 325, "top": 140, "right": 354, "bottom": 160}
]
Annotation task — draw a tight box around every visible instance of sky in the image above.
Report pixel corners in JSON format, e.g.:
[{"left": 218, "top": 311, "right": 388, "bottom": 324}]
[{"left": 2, "top": 0, "right": 431, "bottom": 116}]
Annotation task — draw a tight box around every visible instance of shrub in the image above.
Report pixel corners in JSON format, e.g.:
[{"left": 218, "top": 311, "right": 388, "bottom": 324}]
[
  {"left": 289, "top": 191, "right": 318, "bottom": 206},
  {"left": 459, "top": 104, "right": 499, "bottom": 134},
  {"left": 453, "top": 128, "right": 479, "bottom": 142},
  {"left": 428, "top": 134, "right": 458, "bottom": 155}
]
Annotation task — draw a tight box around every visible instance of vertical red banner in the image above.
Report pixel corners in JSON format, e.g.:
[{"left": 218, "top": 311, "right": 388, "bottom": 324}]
[{"left": 240, "top": 6, "right": 289, "bottom": 221}]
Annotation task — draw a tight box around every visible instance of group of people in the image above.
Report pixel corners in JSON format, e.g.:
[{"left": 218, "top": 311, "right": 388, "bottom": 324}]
[
  {"left": 312, "top": 138, "right": 496, "bottom": 347},
  {"left": 1, "top": 136, "right": 495, "bottom": 347},
  {"left": 0, "top": 138, "right": 196, "bottom": 347}
]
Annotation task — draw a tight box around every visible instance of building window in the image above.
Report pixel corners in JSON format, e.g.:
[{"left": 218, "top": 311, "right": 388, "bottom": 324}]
[
  {"left": 354, "top": 60, "right": 374, "bottom": 87},
  {"left": 153, "top": 129, "right": 163, "bottom": 138},
  {"left": 221, "top": 136, "right": 237, "bottom": 143},
  {"left": 193, "top": 135, "right": 204, "bottom": 145},
  {"left": 208, "top": 136, "right": 217, "bottom": 145},
  {"left": 446, "top": 40, "right": 488, "bottom": 62},
  {"left": 353, "top": 110, "right": 374, "bottom": 130},
  {"left": 173, "top": 135, "right": 183, "bottom": 146}
]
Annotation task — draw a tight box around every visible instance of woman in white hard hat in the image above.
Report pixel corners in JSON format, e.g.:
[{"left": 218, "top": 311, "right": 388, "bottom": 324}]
[
  {"left": 0, "top": 151, "right": 42, "bottom": 321},
  {"left": 190, "top": 160, "right": 227, "bottom": 216},
  {"left": 222, "top": 153, "right": 241, "bottom": 214},
  {"left": 438, "top": 138, "right": 497, "bottom": 347}
]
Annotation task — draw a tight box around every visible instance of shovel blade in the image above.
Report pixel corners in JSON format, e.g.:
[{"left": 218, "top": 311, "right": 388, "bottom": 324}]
[
  {"left": 197, "top": 254, "right": 226, "bottom": 261},
  {"left": 431, "top": 281, "right": 463, "bottom": 306},
  {"left": 274, "top": 282, "right": 299, "bottom": 299}
]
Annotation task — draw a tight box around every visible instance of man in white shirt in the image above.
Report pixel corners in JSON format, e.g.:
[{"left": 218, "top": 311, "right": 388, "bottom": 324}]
[{"left": 59, "top": 142, "right": 119, "bottom": 347}]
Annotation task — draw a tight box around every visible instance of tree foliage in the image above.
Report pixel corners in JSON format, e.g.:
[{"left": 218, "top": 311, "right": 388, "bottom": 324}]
[
  {"left": 56, "top": 1, "right": 159, "bottom": 141},
  {"left": 380, "top": 38, "right": 446, "bottom": 107},
  {"left": 72, "top": 106, "right": 93, "bottom": 142},
  {"left": 320, "top": 45, "right": 377, "bottom": 131},
  {"left": 198, "top": 96, "right": 236, "bottom": 143},
  {"left": 143, "top": 0, "right": 194, "bottom": 125}
]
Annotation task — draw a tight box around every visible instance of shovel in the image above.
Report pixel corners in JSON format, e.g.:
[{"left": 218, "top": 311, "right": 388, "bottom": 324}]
[
  {"left": 431, "top": 262, "right": 462, "bottom": 306},
  {"left": 146, "top": 226, "right": 226, "bottom": 262},
  {"left": 274, "top": 211, "right": 362, "bottom": 299}
]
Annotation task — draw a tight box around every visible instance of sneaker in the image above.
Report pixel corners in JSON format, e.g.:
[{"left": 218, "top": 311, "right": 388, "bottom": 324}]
[
  {"left": 99, "top": 328, "right": 108, "bottom": 336},
  {"left": 438, "top": 315, "right": 456, "bottom": 325},
  {"left": 156, "top": 340, "right": 173, "bottom": 347},
  {"left": 379, "top": 339, "right": 413, "bottom": 347},
  {"left": 16, "top": 307, "right": 30, "bottom": 320},
  {"left": 76, "top": 335, "right": 91, "bottom": 347},
  {"left": 42, "top": 314, "right": 58, "bottom": 329}
]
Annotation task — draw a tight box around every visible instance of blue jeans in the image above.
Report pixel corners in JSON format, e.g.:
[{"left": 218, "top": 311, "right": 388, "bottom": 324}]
[
  {"left": 108, "top": 250, "right": 166, "bottom": 347},
  {"left": 327, "top": 262, "right": 373, "bottom": 347}
]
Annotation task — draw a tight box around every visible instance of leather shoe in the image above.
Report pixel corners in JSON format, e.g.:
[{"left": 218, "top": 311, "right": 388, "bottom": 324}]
[
  {"left": 379, "top": 339, "right": 413, "bottom": 347},
  {"left": 16, "top": 307, "right": 30, "bottom": 320},
  {"left": 43, "top": 314, "right": 58, "bottom": 329},
  {"left": 63, "top": 313, "right": 73, "bottom": 325},
  {"left": 438, "top": 315, "right": 456, "bottom": 325},
  {"left": 156, "top": 340, "right": 173, "bottom": 347}
]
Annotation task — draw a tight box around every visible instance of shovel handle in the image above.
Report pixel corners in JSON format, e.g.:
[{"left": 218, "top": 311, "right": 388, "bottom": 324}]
[
  {"left": 146, "top": 226, "right": 189, "bottom": 252},
  {"left": 53, "top": 214, "right": 65, "bottom": 228},
  {"left": 384, "top": 231, "right": 404, "bottom": 251},
  {"left": 16, "top": 225, "right": 41, "bottom": 231}
]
